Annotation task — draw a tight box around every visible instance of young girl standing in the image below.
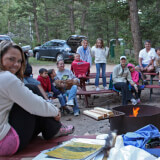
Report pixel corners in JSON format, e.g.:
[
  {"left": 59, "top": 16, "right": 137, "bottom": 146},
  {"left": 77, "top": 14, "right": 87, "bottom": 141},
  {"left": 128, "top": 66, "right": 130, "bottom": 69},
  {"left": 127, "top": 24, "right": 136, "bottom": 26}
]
[{"left": 91, "top": 38, "right": 109, "bottom": 91}]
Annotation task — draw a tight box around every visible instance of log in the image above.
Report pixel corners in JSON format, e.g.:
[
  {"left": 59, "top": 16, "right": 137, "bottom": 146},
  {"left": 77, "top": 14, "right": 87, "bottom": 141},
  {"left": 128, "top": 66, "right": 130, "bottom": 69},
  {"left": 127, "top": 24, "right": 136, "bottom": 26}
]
[
  {"left": 94, "top": 107, "right": 114, "bottom": 118},
  {"left": 83, "top": 110, "right": 104, "bottom": 120},
  {"left": 90, "top": 110, "right": 107, "bottom": 118}
]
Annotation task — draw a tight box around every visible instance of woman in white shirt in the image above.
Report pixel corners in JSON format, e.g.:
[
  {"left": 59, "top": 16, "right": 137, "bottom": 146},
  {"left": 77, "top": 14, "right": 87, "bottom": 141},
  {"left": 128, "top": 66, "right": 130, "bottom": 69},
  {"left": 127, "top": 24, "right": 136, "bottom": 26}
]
[
  {"left": 0, "top": 41, "right": 74, "bottom": 156},
  {"left": 91, "top": 38, "right": 109, "bottom": 91}
]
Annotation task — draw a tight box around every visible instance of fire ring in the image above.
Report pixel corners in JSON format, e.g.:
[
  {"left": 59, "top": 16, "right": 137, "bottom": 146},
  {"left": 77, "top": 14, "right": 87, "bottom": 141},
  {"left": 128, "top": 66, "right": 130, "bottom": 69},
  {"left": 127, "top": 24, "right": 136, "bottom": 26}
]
[{"left": 109, "top": 105, "right": 160, "bottom": 135}]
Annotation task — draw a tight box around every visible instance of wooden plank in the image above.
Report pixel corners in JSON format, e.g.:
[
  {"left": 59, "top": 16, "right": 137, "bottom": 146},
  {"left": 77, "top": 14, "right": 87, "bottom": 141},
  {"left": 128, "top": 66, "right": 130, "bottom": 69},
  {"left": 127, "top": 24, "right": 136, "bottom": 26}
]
[
  {"left": 145, "top": 85, "right": 160, "bottom": 88},
  {"left": 94, "top": 107, "right": 114, "bottom": 118},
  {"left": 77, "top": 89, "right": 115, "bottom": 95},
  {"left": 83, "top": 110, "right": 104, "bottom": 120}
]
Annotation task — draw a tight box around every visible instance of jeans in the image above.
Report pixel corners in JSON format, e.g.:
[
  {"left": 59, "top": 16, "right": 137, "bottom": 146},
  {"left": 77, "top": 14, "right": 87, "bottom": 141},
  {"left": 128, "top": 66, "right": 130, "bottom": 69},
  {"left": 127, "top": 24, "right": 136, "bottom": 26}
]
[
  {"left": 58, "top": 94, "right": 66, "bottom": 107},
  {"left": 65, "top": 85, "right": 80, "bottom": 113},
  {"left": 95, "top": 63, "right": 106, "bottom": 87},
  {"left": 114, "top": 82, "right": 132, "bottom": 106}
]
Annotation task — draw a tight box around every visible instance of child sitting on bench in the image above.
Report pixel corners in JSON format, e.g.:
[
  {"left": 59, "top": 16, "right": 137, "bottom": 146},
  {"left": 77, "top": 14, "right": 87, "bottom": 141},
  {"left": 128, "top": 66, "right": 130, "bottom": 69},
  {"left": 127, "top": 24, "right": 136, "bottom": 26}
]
[
  {"left": 48, "top": 69, "right": 71, "bottom": 114},
  {"left": 71, "top": 53, "right": 90, "bottom": 78},
  {"left": 127, "top": 63, "right": 142, "bottom": 103},
  {"left": 37, "top": 68, "right": 53, "bottom": 98}
]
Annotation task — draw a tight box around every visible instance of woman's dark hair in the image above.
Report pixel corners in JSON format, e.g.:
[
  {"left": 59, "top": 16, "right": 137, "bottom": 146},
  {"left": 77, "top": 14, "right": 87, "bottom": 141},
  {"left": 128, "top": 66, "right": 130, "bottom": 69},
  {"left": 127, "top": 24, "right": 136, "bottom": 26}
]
[
  {"left": 95, "top": 38, "right": 104, "bottom": 48},
  {"left": 0, "top": 40, "right": 25, "bottom": 80}
]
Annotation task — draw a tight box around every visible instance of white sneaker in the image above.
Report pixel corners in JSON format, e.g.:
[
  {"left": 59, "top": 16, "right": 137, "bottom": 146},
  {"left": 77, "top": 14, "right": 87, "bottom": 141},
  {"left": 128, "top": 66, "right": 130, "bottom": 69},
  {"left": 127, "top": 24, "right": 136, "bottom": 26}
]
[
  {"left": 131, "top": 98, "right": 137, "bottom": 105},
  {"left": 74, "top": 111, "right": 80, "bottom": 116},
  {"left": 96, "top": 87, "right": 100, "bottom": 91},
  {"left": 104, "top": 86, "right": 108, "bottom": 90},
  {"left": 66, "top": 99, "right": 74, "bottom": 106}
]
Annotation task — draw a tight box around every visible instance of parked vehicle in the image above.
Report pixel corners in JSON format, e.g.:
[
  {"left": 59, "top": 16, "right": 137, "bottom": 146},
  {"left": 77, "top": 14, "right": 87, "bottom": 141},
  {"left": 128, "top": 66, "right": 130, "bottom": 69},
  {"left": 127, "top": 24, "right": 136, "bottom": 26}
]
[
  {"left": 33, "top": 35, "right": 87, "bottom": 61},
  {"left": 33, "top": 39, "right": 74, "bottom": 61},
  {"left": 0, "top": 35, "right": 12, "bottom": 42},
  {"left": 22, "top": 45, "right": 33, "bottom": 57},
  {"left": 67, "top": 35, "right": 87, "bottom": 53}
]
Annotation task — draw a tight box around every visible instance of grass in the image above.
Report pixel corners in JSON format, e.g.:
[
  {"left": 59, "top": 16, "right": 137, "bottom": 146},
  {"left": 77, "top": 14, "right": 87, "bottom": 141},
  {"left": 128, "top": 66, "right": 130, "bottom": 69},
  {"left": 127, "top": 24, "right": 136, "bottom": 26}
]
[{"left": 28, "top": 57, "right": 56, "bottom": 66}]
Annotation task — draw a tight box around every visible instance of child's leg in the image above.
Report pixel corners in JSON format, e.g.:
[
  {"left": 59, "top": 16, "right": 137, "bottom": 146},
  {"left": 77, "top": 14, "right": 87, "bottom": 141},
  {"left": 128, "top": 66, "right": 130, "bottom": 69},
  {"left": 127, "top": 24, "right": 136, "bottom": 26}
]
[
  {"left": 102, "top": 63, "right": 107, "bottom": 87},
  {"left": 95, "top": 63, "right": 100, "bottom": 87},
  {"left": 137, "top": 86, "right": 141, "bottom": 99}
]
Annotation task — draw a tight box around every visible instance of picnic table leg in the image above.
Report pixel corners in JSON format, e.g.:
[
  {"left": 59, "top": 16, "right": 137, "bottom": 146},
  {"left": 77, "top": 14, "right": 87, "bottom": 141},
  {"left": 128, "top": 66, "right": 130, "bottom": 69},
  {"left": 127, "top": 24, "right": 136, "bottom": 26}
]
[
  {"left": 150, "top": 75, "right": 154, "bottom": 94},
  {"left": 84, "top": 95, "right": 89, "bottom": 108}
]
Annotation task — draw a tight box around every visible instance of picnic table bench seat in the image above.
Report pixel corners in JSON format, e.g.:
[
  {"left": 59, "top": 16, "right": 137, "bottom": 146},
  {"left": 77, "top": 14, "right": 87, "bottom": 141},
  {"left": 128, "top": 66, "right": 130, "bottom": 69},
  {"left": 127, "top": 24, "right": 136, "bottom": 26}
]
[
  {"left": 1, "top": 135, "right": 96, "bottom": 160},
  {"left": 77, "top": 89, "right": 116, "bottom": 95}
]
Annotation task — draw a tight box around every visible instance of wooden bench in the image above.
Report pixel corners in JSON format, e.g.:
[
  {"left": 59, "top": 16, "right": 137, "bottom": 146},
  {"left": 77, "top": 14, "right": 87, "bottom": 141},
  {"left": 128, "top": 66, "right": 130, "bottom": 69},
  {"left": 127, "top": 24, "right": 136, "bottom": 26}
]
[
  {"left": 77, "top": 89, "right": 117, "bottom": 107},
  {"left": 77, "top": 72, "right": 114, "bottom": 107},
  {"left": 1, "top": 135, "right": 96, "bottom": 160},
  {"left": 145, "top": 85, "right": 160, "bottom": 100}
]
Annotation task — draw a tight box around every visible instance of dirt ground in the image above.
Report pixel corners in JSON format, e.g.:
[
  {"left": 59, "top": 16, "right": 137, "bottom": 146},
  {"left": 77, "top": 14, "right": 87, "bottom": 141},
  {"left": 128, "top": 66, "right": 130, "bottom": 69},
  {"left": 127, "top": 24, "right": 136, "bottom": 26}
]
[{"left": 32, "top": 63, "right": 160, "bottom": 136}]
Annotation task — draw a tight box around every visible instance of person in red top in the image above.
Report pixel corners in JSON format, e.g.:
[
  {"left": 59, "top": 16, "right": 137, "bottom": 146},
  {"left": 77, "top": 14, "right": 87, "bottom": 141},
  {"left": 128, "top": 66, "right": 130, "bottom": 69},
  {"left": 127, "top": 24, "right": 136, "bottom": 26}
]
[
  {"left": 71, "top": 53, "right": 90, "bottom": 78},
  {"left": 37, "top": 68, "right": 53, "bottom": 98}
]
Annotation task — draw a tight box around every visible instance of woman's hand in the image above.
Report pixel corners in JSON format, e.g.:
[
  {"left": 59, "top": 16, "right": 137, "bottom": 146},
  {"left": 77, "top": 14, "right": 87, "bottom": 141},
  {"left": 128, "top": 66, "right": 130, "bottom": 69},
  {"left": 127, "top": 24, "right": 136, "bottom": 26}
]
[{"left": 54, "top": 111, "right": 61, "bottom": 121}]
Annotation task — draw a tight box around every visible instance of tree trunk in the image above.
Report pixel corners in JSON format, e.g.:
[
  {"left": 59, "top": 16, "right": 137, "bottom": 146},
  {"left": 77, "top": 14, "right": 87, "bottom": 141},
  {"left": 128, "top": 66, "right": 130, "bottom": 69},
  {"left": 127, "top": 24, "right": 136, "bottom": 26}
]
[
  {"left": 44, "top": 0, "right": 49, "bottom": 41},
  {"left": 32, "top": 0, "right": 40, "bottom": 44},
  {"left": 81, "top": 10, "right": 87, "bottom": 34},
  {"left": 114, "top": 0, "right": 119, "bottom": 45},
  {"left": 114, "top": 18, "right": 119, "bottom": 46},
  {"left": 128, "top": 0, "right": 142, "bottom": 61},
  {"left": 68, "top": 0, "right": 75, "bottom": 34},
  {"left": 80, "top": 1, "right": 90, "bottom": 34}
]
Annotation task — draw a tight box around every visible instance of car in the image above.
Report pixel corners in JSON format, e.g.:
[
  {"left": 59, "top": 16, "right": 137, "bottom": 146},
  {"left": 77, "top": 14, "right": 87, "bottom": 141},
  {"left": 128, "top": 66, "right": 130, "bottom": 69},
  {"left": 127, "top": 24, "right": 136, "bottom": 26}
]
[
  {"left": 33, "top": 35, "right": 87, "bottom": 61},
  {"left": 22, "top": 45, "right": 33, "bottom": 57},
  {"left": 67, "top": 35, "right": 87, "bottom": 53},
  {"left": 33, "top": 39, "right": 74, "bottom": 61},
  {"left": 0, "top": 35, "right": 12, "bottom": 42}
]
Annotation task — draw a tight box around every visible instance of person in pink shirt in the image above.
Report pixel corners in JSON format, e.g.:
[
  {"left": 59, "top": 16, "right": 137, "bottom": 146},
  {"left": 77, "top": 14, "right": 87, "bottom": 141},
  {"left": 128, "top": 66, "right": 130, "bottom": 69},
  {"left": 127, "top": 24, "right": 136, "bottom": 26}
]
[{"left": 127, "top": 63, "right": 141, "bottom": 103}]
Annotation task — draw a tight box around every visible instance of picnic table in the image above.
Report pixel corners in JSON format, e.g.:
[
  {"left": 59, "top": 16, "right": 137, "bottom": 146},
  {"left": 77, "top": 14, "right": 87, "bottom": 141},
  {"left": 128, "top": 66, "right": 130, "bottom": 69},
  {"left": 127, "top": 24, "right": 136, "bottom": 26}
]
[
  {"left": 77, "top": 72, "right": 116, "bottom": 107},
  {"left": 143, "top": 72, "right": 160, "bottom": 99}
]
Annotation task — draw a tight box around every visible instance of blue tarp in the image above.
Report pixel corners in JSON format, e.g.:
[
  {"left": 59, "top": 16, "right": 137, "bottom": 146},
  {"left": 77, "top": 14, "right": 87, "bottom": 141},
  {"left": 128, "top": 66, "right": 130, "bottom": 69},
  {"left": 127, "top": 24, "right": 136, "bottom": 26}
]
[{"left": 123, "top": 124, "right": 160, "bottom": 149}]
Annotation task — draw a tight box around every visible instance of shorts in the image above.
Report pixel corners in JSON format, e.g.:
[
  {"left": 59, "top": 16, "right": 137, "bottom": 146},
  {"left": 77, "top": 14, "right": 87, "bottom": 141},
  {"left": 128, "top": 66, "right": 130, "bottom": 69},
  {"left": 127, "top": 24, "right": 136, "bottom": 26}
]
[
  {"left": 138, "top": 64, "right": 148, "bottom": 68},
  {"left": 0, "top": 127, "right": 20, "bottom": 156},
  {"left": 24, "top": 76, "right": 40, "bottom": 86}
]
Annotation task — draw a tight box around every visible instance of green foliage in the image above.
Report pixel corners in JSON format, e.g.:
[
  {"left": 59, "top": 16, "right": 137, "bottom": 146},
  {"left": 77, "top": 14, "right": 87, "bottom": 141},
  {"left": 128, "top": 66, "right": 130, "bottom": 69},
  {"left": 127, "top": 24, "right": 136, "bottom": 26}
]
[
  {"left": 0, "top": 0, "right": 160, "bottom": 64},
  {"left": 28, "top": 57, "right": 55, "bottom": 65}
]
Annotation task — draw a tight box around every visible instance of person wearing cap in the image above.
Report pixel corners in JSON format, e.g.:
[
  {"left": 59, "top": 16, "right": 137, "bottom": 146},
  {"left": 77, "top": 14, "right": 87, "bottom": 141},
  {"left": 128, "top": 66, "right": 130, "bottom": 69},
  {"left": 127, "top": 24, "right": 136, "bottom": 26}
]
[
  {"left": 136, "top": 40, "right": 156, "bottom": 84},
  {"left": 112, "top": 56, "right": 137, "bottom": 105}
]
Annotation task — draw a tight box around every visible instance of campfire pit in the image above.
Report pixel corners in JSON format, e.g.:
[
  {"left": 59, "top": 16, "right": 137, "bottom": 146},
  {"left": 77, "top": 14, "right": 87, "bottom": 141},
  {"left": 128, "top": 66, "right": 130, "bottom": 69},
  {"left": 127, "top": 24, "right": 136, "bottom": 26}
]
[{"left": 110, "top": 105, "right": 160, "bottom": 135}]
